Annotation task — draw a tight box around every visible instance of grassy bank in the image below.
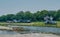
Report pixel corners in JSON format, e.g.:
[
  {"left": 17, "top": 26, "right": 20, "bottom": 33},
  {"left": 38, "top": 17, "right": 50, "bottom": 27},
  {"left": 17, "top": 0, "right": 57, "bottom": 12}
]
[{"left": 0, "top": 21, "right": 60, "bottom": 28}]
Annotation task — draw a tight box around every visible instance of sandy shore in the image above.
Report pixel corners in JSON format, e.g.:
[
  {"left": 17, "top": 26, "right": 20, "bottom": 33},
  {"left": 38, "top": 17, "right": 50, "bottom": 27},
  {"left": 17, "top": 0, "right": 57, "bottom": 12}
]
[
  {"left": 0, "top": 26, "right": 12, "bottom": 30},
  {"left": 0, "top": 33, "right": 60, "bottom": 37}
]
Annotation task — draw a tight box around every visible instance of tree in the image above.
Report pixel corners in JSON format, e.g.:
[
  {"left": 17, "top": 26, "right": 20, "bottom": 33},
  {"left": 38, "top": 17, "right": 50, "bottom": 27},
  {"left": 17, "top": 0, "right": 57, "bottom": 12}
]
[
  {"left": 5, "top": 14, "right": 15, "bottom": 21},
  {"left": 48, "top": 10, "right": 56, "bottom": 16},
  {"left": 33, "top": 11, "right": 40, "bottom": 21},
  {"left": 0, "top": 10, "right": 60, "bottom": 22},
  {"left": 0, "top": 15, "right": 7, "bottom": 22},
  {"left": 16, "top": 11, "right": 24, "bottom": 20},
  {"left": 56, "top": 10, "right": 60, "bottom": 21},
  {"left": 24, "top": 11, "right": 32, "bottom": 20},
  {"left": 36, "top": 10, "right": 48, "bottom": 21}
]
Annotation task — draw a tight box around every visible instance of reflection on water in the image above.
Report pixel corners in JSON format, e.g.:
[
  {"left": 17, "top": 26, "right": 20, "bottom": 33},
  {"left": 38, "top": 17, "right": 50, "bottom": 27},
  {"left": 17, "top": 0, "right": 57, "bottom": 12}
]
[{"left": 0, "top": 26, "right": 60, "bottom": 34}]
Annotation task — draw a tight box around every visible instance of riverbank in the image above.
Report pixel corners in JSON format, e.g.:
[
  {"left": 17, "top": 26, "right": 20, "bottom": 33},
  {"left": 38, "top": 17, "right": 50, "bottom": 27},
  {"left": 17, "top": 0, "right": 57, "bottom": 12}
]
[
  {"left": 0, "top": 21, "right": 60, "bottom": 28},
  {"left": 0, "top": 26, "right": 12, "bottom": 30},
  {"left": 0, "top": 33, "right": 60, "bottom": 37}
]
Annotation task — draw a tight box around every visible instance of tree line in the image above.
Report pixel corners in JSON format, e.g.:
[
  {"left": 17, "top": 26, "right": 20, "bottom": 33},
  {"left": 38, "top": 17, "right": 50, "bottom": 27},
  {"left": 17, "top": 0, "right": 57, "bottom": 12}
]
[{"left": 0, "top": 10, "right": 60, "bottom": 22}]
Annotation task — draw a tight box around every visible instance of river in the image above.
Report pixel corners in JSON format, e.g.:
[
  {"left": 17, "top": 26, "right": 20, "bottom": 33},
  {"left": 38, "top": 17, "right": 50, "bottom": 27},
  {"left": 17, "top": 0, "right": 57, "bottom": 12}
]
[{"left": 0, "top": 26, "right": 60, "bottom": 34}]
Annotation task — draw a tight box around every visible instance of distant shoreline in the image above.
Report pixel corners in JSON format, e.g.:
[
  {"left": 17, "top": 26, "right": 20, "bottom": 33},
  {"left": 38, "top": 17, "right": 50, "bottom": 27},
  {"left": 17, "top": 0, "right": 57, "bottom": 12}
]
[{"left": 0, "top": 21, "right": 60, "bottom": 28}]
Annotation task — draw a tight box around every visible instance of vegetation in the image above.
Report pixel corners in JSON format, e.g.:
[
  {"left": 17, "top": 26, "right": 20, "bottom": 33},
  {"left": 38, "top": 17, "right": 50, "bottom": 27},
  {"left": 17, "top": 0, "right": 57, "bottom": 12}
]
[
  {"left": 0, "top": 10, "right": 60, "bottom": 28},
  {"left": 0, "top": 21, "right": 60, "bottom": 28},
  {"left": 0, "top": 10, "right": 60, "bottom": 22}
]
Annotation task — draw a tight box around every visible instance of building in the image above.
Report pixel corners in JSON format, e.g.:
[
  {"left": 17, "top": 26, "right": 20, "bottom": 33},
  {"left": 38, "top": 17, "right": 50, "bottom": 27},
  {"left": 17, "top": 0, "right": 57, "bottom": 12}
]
[{"left": 44, "top": 16, "right": 56, "bottom": 24}]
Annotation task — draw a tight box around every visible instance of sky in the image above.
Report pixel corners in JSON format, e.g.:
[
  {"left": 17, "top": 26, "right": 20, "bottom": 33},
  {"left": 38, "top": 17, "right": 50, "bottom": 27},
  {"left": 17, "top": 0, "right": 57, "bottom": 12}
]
[{"left": 0, "top": 0, "right": 60, "bottom": 15}]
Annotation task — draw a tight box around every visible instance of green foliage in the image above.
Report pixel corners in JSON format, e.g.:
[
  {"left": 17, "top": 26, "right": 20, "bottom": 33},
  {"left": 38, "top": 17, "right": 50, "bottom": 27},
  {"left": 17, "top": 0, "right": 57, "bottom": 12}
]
[
  {"left": 0, "top": 10, "right": 60, "bottom": 22},
  {"left": 16, "top": 11, "right": 24, "bottom": 20},
  {"left": 24, "top": 11, "right": 32, "bottom": 20}
]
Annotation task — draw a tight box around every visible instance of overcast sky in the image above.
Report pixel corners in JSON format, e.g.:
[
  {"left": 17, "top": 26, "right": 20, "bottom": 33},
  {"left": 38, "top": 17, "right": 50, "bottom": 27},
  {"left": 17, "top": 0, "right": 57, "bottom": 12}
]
[{"left": 0, "top": 0, "right": 60, "bottom": 15}]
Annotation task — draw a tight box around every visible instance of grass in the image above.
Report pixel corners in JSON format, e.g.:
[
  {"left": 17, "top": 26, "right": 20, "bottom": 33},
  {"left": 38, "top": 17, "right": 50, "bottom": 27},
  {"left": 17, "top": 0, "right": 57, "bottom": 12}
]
[
  {"left": 0, "top": 21, "right": 60, "bottom": 28},
  {"left": 56, "top": 21, "right": 60, "bottom": 28}
]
